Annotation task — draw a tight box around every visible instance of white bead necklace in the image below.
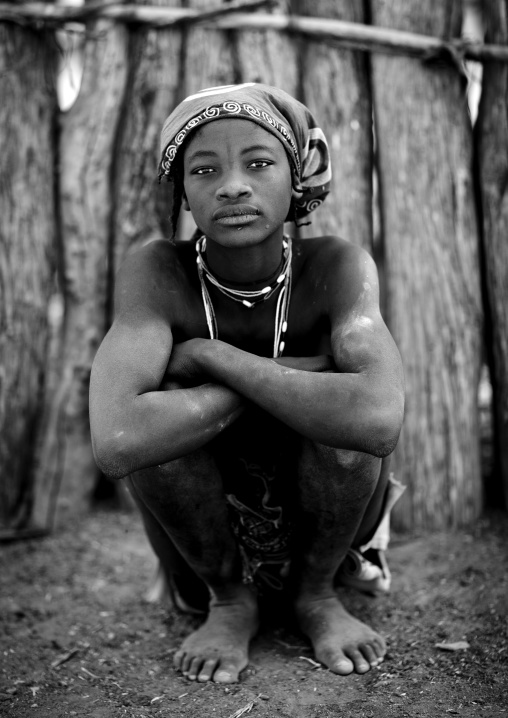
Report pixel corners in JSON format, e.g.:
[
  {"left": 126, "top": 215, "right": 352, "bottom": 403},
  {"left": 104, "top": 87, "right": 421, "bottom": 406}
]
[{"left": 196, "top": 235, "right": 292, "bottom": 358}]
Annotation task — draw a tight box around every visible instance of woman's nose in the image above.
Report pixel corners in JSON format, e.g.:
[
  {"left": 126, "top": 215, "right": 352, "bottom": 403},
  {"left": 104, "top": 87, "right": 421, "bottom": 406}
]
[{"left": 216, "top": 173, "right": 252, "bottom": 200}]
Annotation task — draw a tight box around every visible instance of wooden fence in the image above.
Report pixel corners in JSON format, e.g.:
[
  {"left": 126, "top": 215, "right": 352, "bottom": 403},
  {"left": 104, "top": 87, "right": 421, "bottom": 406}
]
[{"left": 1, "top": 0, "right": 507, "bottom": 536}]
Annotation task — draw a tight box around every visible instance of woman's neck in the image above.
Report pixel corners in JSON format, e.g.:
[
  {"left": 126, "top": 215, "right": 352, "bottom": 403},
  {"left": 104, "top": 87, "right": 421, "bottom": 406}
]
[{"left": 203, "top": 234, "right": 287, "bottom": 289}]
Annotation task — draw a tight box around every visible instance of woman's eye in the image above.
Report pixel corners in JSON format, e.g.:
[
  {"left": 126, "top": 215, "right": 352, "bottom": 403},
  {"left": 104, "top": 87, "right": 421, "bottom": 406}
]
[
  {"left": 249, "top": 160, "right": 271, "bottom": 169},
  {"left": 192, "top": 167, "right": 214, "bottom": 175}
]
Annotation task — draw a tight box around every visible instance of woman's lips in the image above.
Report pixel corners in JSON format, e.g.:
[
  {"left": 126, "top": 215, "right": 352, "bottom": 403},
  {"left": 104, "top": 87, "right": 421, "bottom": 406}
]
[
  {"left": 215, "top": 214, "right": 259, "bottom": 226},
  {"left": 213, "top": 205, "right": 260, "bottom": 225}
]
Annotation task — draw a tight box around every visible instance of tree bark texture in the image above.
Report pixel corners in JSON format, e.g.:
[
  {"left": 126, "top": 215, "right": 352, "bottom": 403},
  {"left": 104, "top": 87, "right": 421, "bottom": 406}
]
[
  {"left": 297, "top": 0, "right": 373, "bottom": 251},
  {"left": 231, "top": 3, "right": 299, "bottom": 238},
  {"left": 173, "top": 0, "right": 237, "bottom": 239},
  {"left": 233, "top": 9, "right": 299, "bottom": 95},
  {"left": 183, "top": 0, "right": 237, "bottom": 94},
  {"left": 32, "top": 12, "right": 129, "bottom": 527},
  {"left": 0, "top": 23, "right": 57, "bottom": 532},
  {"left": 1, "top": 1, "right": 494, "bottom": 530},
  {"left": 112, "top": 0, "right": 184, "bottom": 274},
  {"left": 370, "top": 0, "right": 483, "bottom": 529},
  {"left": 476, "top": 0, "right": 508, "bottom": 508}
]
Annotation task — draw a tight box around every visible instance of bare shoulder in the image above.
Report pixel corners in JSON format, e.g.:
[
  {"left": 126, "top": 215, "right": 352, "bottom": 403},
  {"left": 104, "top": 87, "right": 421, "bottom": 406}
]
[
  {"left": 92, "top": 241, "right": 185, "bottom": 392},
  {"left": 113, "top": 239, "right": 189, "bottom": 320},
  {"left": 115, "top": 239, "right": 178, "bottom": 292},
  {"left": 297, "top": 234, "right": 374, "bottom": 272},
  {"left": 297, "top": 237, "right": 402, "bottom": 384},
  {"left": 296, "top": 235, "right": 379, "bottom": 313}
]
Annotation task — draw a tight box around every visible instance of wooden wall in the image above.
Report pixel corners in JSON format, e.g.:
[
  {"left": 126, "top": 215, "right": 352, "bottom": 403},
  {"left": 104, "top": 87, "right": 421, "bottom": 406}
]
[{"left": 0, "top": 0, "right": 505, "bottom": 533}]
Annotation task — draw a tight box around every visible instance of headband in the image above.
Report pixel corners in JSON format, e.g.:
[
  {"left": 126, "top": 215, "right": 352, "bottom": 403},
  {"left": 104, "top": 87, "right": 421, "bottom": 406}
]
[{"left": 158, "top": 83, "right": 331, "bottom": 220}]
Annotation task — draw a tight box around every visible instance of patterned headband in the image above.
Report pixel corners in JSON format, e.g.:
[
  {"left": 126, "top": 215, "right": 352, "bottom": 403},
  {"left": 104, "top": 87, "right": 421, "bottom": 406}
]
[{"left": 158, "top": 83, "right": 331, "bottom": 220}]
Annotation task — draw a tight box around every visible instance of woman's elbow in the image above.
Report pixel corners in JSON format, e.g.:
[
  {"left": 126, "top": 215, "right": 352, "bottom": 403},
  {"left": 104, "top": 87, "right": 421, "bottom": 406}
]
[
  {"left": 91, "top": 431, "right": 134, "bottom": 480},
  {"left": 368, "top": 400, "right": 404, "bottom": 458}
]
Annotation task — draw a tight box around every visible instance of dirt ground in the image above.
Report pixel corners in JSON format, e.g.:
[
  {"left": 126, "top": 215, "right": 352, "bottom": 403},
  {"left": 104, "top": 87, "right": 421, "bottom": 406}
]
[{"left": 1, "top": 505, "right": 507, "bottom": 718}]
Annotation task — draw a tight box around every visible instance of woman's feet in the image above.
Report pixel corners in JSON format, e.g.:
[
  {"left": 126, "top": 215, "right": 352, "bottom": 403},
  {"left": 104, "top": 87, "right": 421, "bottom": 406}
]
[
  {"left": 173, "top": 590, "right": 259, "bottom": 683},
  {"left": 295, "top": 593, "right": 386, "bottom": 675}
]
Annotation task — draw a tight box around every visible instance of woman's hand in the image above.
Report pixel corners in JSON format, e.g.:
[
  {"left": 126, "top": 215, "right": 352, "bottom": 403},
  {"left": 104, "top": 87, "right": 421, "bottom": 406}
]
[{"left": 163, "top": 342, "right": 336, "bottom": 389}]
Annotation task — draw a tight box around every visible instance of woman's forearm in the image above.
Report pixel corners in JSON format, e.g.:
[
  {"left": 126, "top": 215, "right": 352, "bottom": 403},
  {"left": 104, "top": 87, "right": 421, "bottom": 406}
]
[
  {"left": 92, "top": 382, "right": 245, "bottom": 479},
  {"left": 196, "top": 341, "right": 403, "bottom": 456}
]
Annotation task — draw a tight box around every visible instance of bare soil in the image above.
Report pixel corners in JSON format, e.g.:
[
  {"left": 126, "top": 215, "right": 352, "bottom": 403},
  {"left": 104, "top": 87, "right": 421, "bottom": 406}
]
[{"left": 1, "top": 507, "right": 507, "bottom": 718}]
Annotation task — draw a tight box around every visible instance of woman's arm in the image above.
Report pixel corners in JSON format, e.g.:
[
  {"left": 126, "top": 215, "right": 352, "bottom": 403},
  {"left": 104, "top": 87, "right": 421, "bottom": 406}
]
[
  {"left": 89, "top": 244, "right": 247, "bottom": 479},
  {"left": 165, "top": 248, "right": 404, "bottom": 458}
]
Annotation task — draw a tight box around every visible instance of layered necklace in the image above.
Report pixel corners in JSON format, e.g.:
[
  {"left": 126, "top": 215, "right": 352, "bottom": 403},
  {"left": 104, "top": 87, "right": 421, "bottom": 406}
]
[{"left": 196, "top": 235, "right": 292, "bottom": 358}]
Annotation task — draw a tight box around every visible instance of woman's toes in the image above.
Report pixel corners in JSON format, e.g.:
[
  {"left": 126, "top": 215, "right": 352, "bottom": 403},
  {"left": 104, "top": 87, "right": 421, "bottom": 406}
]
[
  {"left": 214, "top": 661, "right": 240, "bottom": 683},
  {"left": 360, "top": 643, "right": 380, "bottom": 666},
  {"left": 173, "top": 649, "right": 184, "bottom": 671},
  {"left": 329, "top": 653, "right": 355, "bottom": 675},
  {"left": 346, "top": 649, "right": 371, "bottom": 674},
  {"left": 197, "top": 658, "right": 218, "bottom": 682},
  {"left": 187, "top": 656, "right": 204, "bottom": 681}
]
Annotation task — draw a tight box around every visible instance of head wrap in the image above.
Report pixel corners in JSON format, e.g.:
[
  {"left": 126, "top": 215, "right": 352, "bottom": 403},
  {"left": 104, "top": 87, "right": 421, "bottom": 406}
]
[{"left": 158, "top": 83, "right": 331, "bottom": 220}]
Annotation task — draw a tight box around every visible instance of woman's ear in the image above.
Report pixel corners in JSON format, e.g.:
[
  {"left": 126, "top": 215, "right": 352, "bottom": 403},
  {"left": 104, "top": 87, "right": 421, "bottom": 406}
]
[{"left": 182, "top": 192, "right": 190, "bottom": 212}]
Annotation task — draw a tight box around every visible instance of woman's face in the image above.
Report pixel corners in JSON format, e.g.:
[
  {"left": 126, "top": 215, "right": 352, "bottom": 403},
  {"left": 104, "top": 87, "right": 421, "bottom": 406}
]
[{"left": 182, "top": 119, "right": 293, "bottom": 249}]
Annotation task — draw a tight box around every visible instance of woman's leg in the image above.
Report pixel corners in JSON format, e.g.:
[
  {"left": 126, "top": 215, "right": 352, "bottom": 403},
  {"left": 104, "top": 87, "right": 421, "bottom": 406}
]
[
  {"left": 128, "top": 447, "right": 258, "bottom": 684},
  {"left": 290, "top": 440, "right": 387, "bottom": 675},
  {"left": 125, "top": 475, "right": 209, "bottom": 613}
]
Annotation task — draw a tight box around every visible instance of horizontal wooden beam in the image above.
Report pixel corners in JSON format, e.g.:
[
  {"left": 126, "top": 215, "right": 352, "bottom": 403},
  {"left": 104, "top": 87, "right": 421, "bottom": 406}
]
[
  {"left": 1, "top": 2, "right": 507, "bottom": 63},
  {"left": 0, "top": 1, "right": 278, "bottom": 28}
]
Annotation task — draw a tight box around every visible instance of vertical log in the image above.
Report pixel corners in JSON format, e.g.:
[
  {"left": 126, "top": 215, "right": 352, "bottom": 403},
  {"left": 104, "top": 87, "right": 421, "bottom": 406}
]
[
  {"left": 112, "top": 0, "right": 184, "bottom": 273},
  {"left": 233, "top": 6, "right": 299, "bottom": 95},
  {"left": 175, "top": 0, "right": 237, "bottom": 239},
  {"left": 0, "top": 23, "right": 57, "bottom": 532},
  {"left": 214, "top": 5, "right": 299, "bottom": 239},
  {"left": 32, "top": 10, "right": 129, "bottom": 527},
  {"left": 184, "top": 0, "right": 236, "bottom": 95},
  {"left": 296, "top": 0, "right": 373, "bottom": 250},
  {"left": 476, "top": 0, "right": 508, "bottom": 508},
  {"left": 370, "top": 0, "right": 483, "bottom": 529}
]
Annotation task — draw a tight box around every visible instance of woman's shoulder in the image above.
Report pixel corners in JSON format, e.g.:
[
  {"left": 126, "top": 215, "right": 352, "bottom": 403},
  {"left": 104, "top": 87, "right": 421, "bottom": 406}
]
[
  {"left": 118, "top": 238, "right": 196, "bottom": 278},
  {"left": 294, "top": 234, "right": 371, "bottom": 271}
]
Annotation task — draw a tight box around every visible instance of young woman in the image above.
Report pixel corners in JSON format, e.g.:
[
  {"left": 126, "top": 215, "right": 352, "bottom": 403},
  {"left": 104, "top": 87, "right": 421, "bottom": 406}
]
[{"left": 90, "top": 83, "right": 405, "bottom": 684}]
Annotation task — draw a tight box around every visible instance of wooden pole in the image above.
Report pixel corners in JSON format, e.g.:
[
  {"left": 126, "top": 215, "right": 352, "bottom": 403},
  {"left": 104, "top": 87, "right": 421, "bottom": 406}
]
[
  {"left": 111, "top": 0, "right": 184, "bottom": 273},
  {"left": 0, "top": 0, "right": 277, "bottom": 28},
  {"left": 2, "top": 4, "right": 508, "bottom": 62},
  {"left": 183, "top": 0, "right": 236, "bottom": 97},
  {"left": 296, "top": 0, "right": 373, "bottom": 251},
  {"left": 32, "top": 3, "right": 129, "bottom": 527},
  {"left": 0, "top": 22, "right": 57, "bottom": 534},
  {"left": 174, "top": 0, "right": 237, "bottom": 240},
  {"left": 476, "top": 0, "right": 508, "bottom": 508},
  {"left": 232, "top": 1, "right": 299, "bottom": 96},
  {"left": 370, "top": 0, "right": 483, "bottom": 529}
]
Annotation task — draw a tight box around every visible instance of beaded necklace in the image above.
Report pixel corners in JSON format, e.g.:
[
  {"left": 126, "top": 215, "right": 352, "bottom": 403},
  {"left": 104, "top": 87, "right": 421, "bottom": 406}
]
[{"left": 196, "top": 235, "right": 292, "bottom": 358}]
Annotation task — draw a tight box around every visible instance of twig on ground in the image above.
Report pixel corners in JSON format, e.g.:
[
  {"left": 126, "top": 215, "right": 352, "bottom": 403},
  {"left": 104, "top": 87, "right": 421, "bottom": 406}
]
[
  {"left": 274, "top": 638, "right": 308, "bottom": 650},
  {"left": 81, "top": 666, "right": 100, "bottom": 679},
  {"left": 435, "top": 641, "right": 470, "bottom": 651},
  {"left": 228, "top": 700, "right": 257, "bottom": 718},
  {"left": 50, "top": 648, "right": 79, "bottom": 668}
]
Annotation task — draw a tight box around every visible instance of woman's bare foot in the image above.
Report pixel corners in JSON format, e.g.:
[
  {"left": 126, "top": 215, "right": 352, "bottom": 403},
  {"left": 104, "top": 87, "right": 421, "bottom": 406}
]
[
  {"left": 295, "top": 594, "right": 386, "bottom": 675},
  {"left": 173, "top": 592, "right": 259, "bottom": 683}
]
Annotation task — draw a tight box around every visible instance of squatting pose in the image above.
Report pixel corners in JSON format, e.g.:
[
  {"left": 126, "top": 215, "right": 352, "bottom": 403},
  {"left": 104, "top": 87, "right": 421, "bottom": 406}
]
[{"left": 90, "top": 83, "right": 405, "bottom": 684}]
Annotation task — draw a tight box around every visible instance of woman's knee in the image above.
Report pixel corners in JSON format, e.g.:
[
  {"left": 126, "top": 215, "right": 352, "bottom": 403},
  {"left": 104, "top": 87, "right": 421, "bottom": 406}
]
[
  {"left": 129, "top": 448, "right": 221, "bottom": 499},
  {"left": 297, "top": 439, "right": 381, "bottom": 481}
]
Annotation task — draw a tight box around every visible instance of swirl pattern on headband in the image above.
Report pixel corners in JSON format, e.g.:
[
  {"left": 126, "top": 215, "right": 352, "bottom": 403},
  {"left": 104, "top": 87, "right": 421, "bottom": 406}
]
[{"left": 159, "top": 101, "right": 301, "bottom": 179}]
